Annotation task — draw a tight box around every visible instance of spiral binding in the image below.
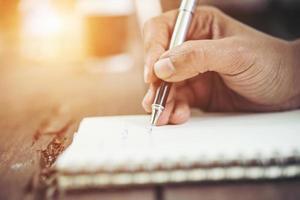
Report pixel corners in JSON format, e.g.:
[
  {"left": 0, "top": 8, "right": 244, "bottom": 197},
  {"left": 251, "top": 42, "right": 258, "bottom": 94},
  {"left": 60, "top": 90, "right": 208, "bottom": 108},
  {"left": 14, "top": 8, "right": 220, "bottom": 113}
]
[{"left": 56, "top": 152, "right": 300, "bottom": 190}]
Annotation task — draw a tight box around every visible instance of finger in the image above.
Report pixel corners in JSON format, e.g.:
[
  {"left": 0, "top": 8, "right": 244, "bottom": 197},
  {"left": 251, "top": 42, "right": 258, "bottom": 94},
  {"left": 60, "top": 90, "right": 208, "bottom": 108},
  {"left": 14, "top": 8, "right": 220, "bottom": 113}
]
[
  {"left": 142, "top": 87, "right": 155, "bottom": 113},
  {"left": 177, "top": 73, "right": 213, "bottom": 109},
  {"left": 190, "top": 6, "right": 251, "bottom": 40},
  {"left": 142, "top": 82, "right": 160, "bottom": 112},
  {"left": 143, "top": 5, "right": 252, "bottom": 83},
  {"left": 176, "top": 84, "right": 196, "bottom": 107},
  {"left": 169, "top": 100, "right": 191, "bottom": 125},
  {"left": 142, "top": 82, "right": 176, "bottom": 113},
  {"left": 154, "top": 37, "right": 253, "bottom": 82},
  {"left": 144, "top": 45, "right": 164, "bottom": 83},
  {"left": 143, "top": 11, "right": 178, "bottom": 83},
  {"left": 144, "top": 6, "right": 251, "bottom": 83}
]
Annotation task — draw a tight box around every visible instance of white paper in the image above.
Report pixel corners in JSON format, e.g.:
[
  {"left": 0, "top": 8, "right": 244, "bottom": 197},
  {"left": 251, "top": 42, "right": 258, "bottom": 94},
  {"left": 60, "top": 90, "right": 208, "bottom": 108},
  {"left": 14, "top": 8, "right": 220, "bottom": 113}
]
[{"left": 56, "top": 110, "right": 300, "bottom": 173}]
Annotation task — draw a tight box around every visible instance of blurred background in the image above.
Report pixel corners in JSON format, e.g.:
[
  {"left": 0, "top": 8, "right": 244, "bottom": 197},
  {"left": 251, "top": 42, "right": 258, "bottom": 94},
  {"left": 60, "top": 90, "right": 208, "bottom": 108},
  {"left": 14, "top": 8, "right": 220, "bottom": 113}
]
[{"left": 0, "top": 0, "right": 300, "bottom": 125}]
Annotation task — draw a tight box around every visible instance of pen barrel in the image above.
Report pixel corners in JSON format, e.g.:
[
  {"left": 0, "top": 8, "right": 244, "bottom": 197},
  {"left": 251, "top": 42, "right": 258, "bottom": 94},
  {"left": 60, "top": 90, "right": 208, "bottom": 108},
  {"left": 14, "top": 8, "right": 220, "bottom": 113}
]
[
  {"left": 153, "top": 82, "right": 171, "bottom": 108},
  {"left": 169, "top": 0, "right": 197, "bottom": 49},
  {"left": 153, "top": 0, "right": 198, "bottom": 109}
]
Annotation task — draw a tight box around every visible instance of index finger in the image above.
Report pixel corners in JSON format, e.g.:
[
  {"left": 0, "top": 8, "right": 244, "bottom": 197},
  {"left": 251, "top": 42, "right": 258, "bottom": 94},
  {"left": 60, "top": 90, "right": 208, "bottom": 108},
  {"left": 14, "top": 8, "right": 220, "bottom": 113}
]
[{"left": 143, "top": 10, "right": 178, "bottom": 83}]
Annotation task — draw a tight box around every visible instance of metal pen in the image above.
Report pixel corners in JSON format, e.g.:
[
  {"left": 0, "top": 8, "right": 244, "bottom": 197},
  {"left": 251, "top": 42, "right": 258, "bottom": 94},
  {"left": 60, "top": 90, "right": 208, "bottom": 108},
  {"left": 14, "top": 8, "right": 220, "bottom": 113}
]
[{"left": 150, "top": 0, "right": 198, "bottom": 126}]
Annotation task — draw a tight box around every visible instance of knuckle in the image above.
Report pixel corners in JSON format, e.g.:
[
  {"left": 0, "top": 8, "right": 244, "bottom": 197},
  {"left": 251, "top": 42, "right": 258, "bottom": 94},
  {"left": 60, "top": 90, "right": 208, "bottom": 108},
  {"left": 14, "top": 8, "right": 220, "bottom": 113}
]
[
  {"left": 144, "top": 41, "right": 154, "bottom": 53},
  {"left": 144, "top": 44, "right": 164, "bottom": 61},
  {"left": 144, "top": 16, "right": 162, "bottom": 32},
  {"left": 200, "top": 6, "right": 223, "bottom": 16},
  {"left": 144, "top": 39, "right": 160, "bottom": 54},
  {"left": 200, "top": 6, "right": 224, "bottom": 39}
]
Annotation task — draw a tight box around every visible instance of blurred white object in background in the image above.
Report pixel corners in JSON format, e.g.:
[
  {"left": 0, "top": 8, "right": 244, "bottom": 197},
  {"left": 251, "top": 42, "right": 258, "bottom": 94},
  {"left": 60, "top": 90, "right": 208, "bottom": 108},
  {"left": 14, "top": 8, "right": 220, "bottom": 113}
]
[
  {"left": 20, "top": 0, "right": 62, "bottom": 37},
  {"left": 134, "top": 0, "right": 162, "bottom": 30},
  {"left": 19, "top": 0, "right": 62, "bottom": 62},
  {"left": 19, "top": 0, "right": 84, "bottom": 64}
]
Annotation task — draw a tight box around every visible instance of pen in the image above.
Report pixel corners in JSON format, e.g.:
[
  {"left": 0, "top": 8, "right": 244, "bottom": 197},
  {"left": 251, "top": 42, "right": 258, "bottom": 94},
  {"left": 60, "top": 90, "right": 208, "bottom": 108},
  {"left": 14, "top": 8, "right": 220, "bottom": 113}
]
[{"left": 150, "top": 0, "right": 198, "bottom": 126}]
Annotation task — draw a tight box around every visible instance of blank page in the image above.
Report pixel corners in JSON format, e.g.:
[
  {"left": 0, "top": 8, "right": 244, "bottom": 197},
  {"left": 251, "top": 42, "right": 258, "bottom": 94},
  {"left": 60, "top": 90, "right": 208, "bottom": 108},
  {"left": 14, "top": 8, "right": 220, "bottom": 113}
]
[{"left": 56, "top": 110, "right": 300, "bottom": 173}]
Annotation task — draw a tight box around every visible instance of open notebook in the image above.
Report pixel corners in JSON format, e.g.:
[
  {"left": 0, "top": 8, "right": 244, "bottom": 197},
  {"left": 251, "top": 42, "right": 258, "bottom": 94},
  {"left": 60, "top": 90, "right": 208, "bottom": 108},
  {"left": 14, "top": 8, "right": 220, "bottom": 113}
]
[{"left": 55, "top": 110, "right": 300, "bottom": 190}]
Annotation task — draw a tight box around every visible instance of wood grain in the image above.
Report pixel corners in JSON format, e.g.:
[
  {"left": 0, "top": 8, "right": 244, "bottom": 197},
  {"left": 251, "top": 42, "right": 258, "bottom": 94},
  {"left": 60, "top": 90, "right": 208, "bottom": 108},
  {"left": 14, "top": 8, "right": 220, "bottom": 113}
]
[{"left": 0, "top": 63, "right": 147, "bottom": 199}]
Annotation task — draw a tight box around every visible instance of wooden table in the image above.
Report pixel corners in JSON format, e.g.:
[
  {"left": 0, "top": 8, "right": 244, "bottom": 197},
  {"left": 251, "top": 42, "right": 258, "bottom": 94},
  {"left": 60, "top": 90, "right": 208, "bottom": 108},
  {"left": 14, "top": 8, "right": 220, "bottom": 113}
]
[{"left": 1, "top": 63, "right": 300, "bottom": 200}]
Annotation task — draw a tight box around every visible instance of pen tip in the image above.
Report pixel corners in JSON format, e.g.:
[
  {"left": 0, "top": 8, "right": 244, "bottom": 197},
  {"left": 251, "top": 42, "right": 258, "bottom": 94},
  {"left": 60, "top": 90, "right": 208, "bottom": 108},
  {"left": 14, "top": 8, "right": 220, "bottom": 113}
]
[{"left": 150, "top": 108, "right": 162, "bottom": 126}]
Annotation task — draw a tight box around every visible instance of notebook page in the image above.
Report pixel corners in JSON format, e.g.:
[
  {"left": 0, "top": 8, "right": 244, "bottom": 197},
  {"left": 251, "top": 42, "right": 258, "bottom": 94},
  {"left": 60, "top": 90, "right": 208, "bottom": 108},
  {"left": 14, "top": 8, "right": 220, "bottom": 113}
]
[{"left": 56, "top": 110, "right": 300, "bottom": 173}]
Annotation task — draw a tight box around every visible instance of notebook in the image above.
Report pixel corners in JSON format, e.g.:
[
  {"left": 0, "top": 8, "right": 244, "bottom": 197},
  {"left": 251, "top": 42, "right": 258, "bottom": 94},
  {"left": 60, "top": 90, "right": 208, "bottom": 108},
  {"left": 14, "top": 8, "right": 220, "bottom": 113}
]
[{"left": 55, "top": 110, "right": 300, "bottom": 190}]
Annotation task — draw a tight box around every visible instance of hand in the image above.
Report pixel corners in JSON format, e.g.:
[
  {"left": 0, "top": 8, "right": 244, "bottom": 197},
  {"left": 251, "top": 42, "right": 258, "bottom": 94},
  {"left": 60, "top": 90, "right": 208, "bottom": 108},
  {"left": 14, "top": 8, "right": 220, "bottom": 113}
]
[{"left": 142, "top": 6, "right": 300, "bottom": 126}]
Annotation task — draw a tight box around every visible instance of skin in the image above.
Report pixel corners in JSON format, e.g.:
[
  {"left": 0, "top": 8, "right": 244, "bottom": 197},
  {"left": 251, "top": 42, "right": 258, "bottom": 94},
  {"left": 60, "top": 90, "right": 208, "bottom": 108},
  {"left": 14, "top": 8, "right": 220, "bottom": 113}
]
[{"left": 142, "top": 6, "right": 300, "bottom": 126}]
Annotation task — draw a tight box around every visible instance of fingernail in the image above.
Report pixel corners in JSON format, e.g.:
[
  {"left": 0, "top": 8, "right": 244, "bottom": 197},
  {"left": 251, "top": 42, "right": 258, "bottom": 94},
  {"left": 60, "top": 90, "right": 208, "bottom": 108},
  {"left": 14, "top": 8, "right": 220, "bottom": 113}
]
[
  {"left": 144, "top": 65, "right": 150, "bottom": 83},
  {"left": 154, "top": 58, "right": 175, "bottom": 79}
]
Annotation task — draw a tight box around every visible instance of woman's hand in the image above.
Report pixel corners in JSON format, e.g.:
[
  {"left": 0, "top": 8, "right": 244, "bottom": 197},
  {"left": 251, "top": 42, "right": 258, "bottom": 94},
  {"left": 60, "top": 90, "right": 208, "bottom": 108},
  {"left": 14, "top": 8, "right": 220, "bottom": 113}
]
[{"left": 142, "top": 6, "right": 300, "bottom": 125}]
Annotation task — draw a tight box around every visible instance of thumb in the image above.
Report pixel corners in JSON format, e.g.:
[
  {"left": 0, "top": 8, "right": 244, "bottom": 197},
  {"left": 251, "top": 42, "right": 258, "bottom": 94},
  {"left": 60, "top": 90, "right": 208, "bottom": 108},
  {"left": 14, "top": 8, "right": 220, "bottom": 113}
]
[{"left": 154, "top": 37, "right": 250, "bottom": 82}]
